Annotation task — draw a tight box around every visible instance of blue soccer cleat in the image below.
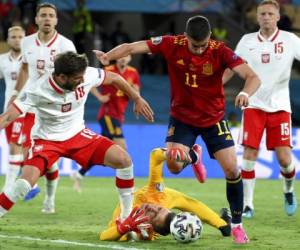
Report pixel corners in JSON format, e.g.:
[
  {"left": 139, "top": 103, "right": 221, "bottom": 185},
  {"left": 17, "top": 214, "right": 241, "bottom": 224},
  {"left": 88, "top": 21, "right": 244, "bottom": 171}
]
[
  {"left": 284, "top": 192, "right": 297, "bottom": 216},
  {"left": 24, "top": 186, "right": 41, "bottom": 201},
  {"left": 242, "top": 206, "right": 254, "bottom": 219}
]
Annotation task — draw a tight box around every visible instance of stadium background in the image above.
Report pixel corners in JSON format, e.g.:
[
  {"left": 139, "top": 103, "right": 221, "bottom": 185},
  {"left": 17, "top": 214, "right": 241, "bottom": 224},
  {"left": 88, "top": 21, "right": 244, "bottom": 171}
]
[{"left": 0, "top": 0, "right": 300, "bottom": 179}]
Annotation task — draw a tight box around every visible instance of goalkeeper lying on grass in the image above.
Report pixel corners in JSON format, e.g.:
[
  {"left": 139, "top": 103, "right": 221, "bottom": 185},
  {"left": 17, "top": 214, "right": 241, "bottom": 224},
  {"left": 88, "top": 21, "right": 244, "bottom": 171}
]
[{"left": 100, "top": 148, "right": 231, "bottom": 241}]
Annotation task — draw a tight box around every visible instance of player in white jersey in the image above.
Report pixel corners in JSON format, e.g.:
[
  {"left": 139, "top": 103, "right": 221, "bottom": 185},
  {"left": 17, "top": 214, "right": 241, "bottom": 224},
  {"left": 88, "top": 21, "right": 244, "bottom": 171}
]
[
  {"left": 0, "top": 26, "right": 25, "bottom": 193},
  {"left": 9, "top": 3, "right": 76, "bottom": 207},
  {"left": 0, "top": 51, "right": 154, "bottom": 219},
  {"left": 223, "top": 0, "right": 298, "bottom": 218}
]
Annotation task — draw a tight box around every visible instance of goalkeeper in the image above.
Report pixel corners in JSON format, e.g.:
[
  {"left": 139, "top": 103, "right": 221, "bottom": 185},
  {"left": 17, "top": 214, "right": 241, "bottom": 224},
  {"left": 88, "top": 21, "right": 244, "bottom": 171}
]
[{"left": 100, "top": 148, "right": 231, "bottom": 241}]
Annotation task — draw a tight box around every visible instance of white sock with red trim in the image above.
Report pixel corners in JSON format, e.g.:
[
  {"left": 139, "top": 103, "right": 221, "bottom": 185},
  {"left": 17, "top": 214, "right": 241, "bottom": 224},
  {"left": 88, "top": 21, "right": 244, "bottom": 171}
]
[
  {"left": 2, "top": 154, "right": 23, "bottom": 193},
  {"left": 241, "top": 159, "right": 256, "bottom": 209},
  {"left": 116, "top": 164, "right": 134, "bottom": 220},
  {"left": 280, "top": 161, "right": 295, "bottom": 193},
  {"left": 0, "top": 179, "right": 31, "bottom": 217},
  {"left": 44, "top": 161, "right": 59, "bottom": 204}
]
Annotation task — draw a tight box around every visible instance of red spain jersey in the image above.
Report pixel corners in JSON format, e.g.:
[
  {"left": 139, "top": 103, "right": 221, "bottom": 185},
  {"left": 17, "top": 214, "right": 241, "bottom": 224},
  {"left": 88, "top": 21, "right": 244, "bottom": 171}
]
[
  {"left": 146, "top": 35, "right": 244, "bottom": 127},
  {"left": 97, "top": 65, "right": 141, "bottom": 123}
]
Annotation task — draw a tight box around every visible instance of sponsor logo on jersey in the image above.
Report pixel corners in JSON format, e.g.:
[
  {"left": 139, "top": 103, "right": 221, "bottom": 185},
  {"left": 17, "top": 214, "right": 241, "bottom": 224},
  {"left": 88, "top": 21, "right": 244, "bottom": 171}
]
[
  {"left": 261, "top": 53, "right": 270, "bottom": 63},
  {"left": 202, "top": 63, "right": 213, "bottom": 75},
  {"left": 61, "top": 103, "right": 72, "bottom": 112},
  {"left": 151, "top": 36, "right": 162, "bottom": 45},
  {"left": 155, "top": 183, "right": 165, "bottom": 192}
]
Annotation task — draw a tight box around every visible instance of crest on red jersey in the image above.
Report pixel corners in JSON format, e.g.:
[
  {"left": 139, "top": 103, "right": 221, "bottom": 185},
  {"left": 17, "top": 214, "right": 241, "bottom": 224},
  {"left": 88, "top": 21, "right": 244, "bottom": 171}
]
[
  {"left": 37, "top": 59, "right": 45, "bottom": 70},
  {"left": 202, "top": 63, "right": 213, "bottom": 75},
  {"left": 261, "top": 53, "right": 270, "bottom": 63},
  {"left": 61, "top": 103, "right": 72, "bottom": 112}
]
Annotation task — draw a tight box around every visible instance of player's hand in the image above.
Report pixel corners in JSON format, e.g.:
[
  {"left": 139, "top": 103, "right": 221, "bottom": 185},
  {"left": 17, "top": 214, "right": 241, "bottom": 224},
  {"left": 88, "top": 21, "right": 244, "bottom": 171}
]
[
  {"left": 235, "top": 92, "right": 249, "bottom": 108},
  {"left": 93, "top": 50, "right": 110, "bottom": 66},
  {"left": 116, "top": 207, "right": 150, "bottom": 235},
  {"left": 133, "top": 97, "right": 154, "bottom": 122}
]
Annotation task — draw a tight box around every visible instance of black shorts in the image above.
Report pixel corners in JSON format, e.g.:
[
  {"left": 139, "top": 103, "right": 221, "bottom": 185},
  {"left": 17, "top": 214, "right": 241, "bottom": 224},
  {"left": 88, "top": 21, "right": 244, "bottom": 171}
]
[
  {"left": 165, "top": 116, "right": 235, "bottom": 158},
  {"left": 98, "top": 115, "right": 124, "bottom": 140}
]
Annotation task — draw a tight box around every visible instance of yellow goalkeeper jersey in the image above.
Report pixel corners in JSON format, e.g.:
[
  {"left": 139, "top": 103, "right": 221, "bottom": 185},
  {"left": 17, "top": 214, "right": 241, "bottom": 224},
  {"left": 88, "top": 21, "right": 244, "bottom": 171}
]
[{"left": 100, "top": 148, "right": 227, "bottom": 241}]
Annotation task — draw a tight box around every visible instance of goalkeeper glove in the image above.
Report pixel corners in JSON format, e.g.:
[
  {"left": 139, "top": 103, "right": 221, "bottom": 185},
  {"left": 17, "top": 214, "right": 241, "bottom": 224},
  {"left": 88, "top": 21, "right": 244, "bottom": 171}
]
[{"left": 116, "top": 207, "right": 150, "bottom": 235}]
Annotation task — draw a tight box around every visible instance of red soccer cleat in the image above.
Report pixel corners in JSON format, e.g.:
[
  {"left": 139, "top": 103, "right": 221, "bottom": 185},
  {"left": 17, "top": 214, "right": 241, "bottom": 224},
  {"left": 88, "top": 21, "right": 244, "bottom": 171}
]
[
  {"left": 232, "top": 225, "right": 249, "bottom": 244},
  {"left": 191, "top": 144, "right": 207, "bottom": 183}
]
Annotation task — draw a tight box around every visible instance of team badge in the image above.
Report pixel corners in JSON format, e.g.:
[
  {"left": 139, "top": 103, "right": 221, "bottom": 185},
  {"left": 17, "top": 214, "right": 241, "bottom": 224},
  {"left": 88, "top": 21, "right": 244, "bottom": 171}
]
[
  {"left": 61, "top": 103, "right": 72, "bottom": 112},
  {"left": 37, "top": 59, "right": 45, "bottom": 70},
  {"left": 11, "top": 72, "right": 17, "bottom": 80},
  {"left": 202, "top": 63, "right": 213, "bottom": 75},
  {"left": 151, "top": 36, "right": 162, "bottom": 45},
  {"left": 261, "top": 53, "right": 270, "bottom": 63},
  {"left": 156, "top": 183, "right": 165, "bottom": 192}
]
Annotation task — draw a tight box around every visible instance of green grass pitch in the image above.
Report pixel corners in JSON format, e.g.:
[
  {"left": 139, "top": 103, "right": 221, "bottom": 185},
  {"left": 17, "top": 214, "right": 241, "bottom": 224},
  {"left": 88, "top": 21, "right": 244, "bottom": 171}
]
[{"left": 0, "top": 176, "right": 299, "bottom": 250}]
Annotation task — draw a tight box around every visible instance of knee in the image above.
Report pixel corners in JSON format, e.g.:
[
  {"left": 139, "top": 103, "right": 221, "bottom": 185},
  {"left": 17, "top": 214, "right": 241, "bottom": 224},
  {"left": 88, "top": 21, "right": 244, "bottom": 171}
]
[
  {"left": 278, "top": 157, "right": 291, "bottom": 168},
  {"left": 114, "top": 150, "right": 132, "bottom": 168},
  {"left": 224, "top": 164, "right": 240, "bottom": 179}
]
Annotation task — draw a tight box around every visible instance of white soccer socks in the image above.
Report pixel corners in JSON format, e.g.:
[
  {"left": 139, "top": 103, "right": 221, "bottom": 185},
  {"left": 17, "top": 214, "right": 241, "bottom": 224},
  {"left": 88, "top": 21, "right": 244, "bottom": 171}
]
[{"left": 116, "top": 164, "right": 134, "bottom": 220}]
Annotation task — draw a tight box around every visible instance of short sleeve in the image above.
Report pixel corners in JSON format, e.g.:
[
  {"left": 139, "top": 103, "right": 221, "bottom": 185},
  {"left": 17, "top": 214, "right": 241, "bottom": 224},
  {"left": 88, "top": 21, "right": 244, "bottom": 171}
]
[
  {"left": 13, "top": 91, "right": 39, "bottom": 114},
  {"left": 146, "top": 35, "right": 173, "bottom": 57},
  {"left": 84, "top": 67, "right": 106, "bottom": 87},
  {"left": 221, "top": 44, "right": 244, "bottom": 69},
  {"left": 290, "top": 33, "right": 300, "bottom": 61}
]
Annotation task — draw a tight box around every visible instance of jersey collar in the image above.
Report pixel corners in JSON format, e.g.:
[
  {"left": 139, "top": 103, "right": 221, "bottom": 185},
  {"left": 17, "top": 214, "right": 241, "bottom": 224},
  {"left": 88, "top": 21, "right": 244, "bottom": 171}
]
[
  {"left": 8, "top": 51, "right": 22, "bottom": 62},
  {"left": 35, "top": 31, "right": 59, "bottom": 47},
  {"left": 257, "top": 28, "right": 279, "bottom": 42},
  {"left": 49, "top": 75, "right": 64, "bottom": 94}
]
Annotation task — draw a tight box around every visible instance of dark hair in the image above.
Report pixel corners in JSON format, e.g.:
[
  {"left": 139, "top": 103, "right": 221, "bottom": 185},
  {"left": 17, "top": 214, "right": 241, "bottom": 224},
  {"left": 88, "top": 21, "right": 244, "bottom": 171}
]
[
  {"left": 185, "top": 15, "right": 211, "bottom": 41},
  {"left": 36, "top": 2, "right": 58, "bottom": 15},
  {"left": 154, "top": 212, "right": 176, "bottom": 236},
  {"left": 54, "top": 51, "right": 88, "bottom": 76}
]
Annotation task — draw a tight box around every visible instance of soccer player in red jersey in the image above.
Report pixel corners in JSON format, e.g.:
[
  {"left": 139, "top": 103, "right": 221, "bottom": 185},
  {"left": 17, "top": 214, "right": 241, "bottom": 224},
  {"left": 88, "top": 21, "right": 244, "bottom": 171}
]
[
  {"left": 71, "top": 55, "right": 141, "bottom": 192},
  {"left": 94, "top": 16, "right": 261, "bottom": 244}
]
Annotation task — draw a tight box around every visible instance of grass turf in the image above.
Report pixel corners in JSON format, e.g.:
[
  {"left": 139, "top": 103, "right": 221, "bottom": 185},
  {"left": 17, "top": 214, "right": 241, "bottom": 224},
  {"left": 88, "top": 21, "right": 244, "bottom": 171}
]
[{"left": 0, "top": 176, "right": 299, "bottom": 250}]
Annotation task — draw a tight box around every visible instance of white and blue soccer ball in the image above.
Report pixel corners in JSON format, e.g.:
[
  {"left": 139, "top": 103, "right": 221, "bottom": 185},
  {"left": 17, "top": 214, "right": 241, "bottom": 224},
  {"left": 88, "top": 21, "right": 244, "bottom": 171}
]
[{"left": 170, "top": 212, "right": 202, "bottom": 243}]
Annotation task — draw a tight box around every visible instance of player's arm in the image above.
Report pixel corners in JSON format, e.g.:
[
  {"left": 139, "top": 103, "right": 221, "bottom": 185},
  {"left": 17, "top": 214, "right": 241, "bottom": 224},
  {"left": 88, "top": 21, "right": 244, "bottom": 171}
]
[
  {"left": 231, "top": 63, "right": 261, "bottom": 108},
  {"left": 0, "top": 104, "right": 22, "bottom": 130},
  {"left": 90, "top": 87, "right": 110, "bottom": 103},
  {"left": 222, "top": 68, "right": 234, "bottom": 85},
  {"left": 94, "top": 41, "right": 150, "bottom": 66},
  {"left": 8, "top": 63, "right": 29, "bottom": 106},
  {"left": 103, "top": 71, "right": 154, "bottom": 122}
]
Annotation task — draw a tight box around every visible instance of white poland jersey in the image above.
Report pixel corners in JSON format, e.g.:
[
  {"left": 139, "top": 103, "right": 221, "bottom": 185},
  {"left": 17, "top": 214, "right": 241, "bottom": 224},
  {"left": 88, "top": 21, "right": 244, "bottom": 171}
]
[
  {"left": 235, "top": 29, "right": 300, "bottom": 113},
  {"left": 0, "top": 52, "right": 22, "bottom": 109},
  {"left": 13, "top": 67, "right": 105, "bottom": 141},
  {"left": 21, "top": 31, "right": 76, "bottom": 91}
]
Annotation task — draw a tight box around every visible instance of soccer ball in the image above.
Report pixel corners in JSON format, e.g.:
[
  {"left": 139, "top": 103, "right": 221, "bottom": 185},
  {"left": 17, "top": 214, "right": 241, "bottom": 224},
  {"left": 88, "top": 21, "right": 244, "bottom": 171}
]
[{"left": 170, "top": 212, "right": 202, "bottom": 243}]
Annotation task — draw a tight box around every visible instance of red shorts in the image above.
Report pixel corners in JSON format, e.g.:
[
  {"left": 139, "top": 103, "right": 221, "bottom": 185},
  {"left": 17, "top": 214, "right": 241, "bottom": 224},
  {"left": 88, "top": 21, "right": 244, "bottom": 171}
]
[
  {"left": 24, "top": 128, "right": 115, "bottom": 176},
  {"left": 239, "top": 108, "right": 292, "bottom": 150},
  {"left": 21, "top": 112, "right": 35, "bottom": 148},
  {"left": 5, "top": 117, "right": 25, "bottom": 144}
]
